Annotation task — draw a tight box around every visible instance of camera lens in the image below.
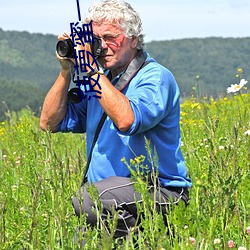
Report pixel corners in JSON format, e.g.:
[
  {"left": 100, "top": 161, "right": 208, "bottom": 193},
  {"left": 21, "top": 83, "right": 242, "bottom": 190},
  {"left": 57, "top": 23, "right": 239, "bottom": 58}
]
[
  {"left": 68, "top": 88, "right": 84, "bottom": 103},
  {"left": 56, "top": 39, "right": 74, "bottom": 58}
]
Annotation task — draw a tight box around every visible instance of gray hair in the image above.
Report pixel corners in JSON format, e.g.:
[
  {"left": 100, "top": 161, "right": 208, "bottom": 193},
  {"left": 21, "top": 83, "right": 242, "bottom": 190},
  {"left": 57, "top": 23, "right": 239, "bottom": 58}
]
[{"left": 84, "top": 0, "right": 145, "bottom": 49}]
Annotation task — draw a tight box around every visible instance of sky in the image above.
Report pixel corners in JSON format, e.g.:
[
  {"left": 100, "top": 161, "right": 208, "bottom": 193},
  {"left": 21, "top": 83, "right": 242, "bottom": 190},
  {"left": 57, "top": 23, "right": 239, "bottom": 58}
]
[{"left": 1, "top": 0, "right": 250, "bottom": 42}]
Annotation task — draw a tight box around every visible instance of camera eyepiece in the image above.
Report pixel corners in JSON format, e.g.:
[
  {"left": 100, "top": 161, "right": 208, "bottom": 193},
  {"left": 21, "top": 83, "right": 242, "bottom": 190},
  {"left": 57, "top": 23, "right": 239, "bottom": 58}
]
[{"left": 91, "top": 36, "right": 102, "bottom": 59}]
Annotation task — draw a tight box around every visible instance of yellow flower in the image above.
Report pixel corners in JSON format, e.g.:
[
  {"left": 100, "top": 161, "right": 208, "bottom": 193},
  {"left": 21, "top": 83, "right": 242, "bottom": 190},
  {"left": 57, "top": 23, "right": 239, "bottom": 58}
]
[
  {"left": 191, "top": 103, "right": 201, "bottom": 109},
  {"left": 237, "top": 67, "right": 243, "bottom": 73},
  {"left": 135, "top": 157, "right": 141, "bottom": 164},
  {"left": 130, "top": 159, "right": 135, "bottom": 165}
]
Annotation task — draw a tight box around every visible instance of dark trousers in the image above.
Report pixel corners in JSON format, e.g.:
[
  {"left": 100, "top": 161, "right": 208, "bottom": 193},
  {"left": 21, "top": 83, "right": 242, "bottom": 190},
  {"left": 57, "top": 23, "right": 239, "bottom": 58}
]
[{"left": 72, "top": 176, "right": 189, "bottom": 238}]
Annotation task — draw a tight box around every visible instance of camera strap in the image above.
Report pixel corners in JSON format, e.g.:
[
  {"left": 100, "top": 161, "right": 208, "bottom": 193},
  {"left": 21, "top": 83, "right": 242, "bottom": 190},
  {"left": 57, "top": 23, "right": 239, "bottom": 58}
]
[{"left": 81, "top": 50, "right": 150, "bottom": 186}]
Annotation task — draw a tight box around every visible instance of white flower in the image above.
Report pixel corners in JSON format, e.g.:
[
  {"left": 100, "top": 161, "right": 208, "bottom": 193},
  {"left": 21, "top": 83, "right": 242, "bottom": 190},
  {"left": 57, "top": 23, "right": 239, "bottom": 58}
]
[
  {"left": 189, "top": 237, "right": 196, "bottom": 245},
  {"left": 20, "top": 207, "right": 25, "bottom": 214},
  {"left": 214, "top": 238, "right": 221, "bottom": 244},
  {"left": 227, "top": 79, "right": 248, "bottom": 93},
  {"left": 218, "top": 145, "right": 224, "bottom": 150},
  {"left": 238, "top": 247, "right": 246, "bottom": 250},
  {"left": 246, "top": 226, "right": 250, "bottom": 235},
  {"left": 244, "top": 130, "right": 250, "bottom": 136}
]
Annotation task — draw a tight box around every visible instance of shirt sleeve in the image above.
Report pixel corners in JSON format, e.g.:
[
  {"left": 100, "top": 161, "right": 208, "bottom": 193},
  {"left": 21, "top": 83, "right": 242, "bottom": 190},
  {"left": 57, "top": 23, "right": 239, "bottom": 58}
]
[
  {"left": 119, "top": 63, "right": 180, "bottom": 135},
  {"left": 56, "top": 100, "right": 88, "bottom": 133}
]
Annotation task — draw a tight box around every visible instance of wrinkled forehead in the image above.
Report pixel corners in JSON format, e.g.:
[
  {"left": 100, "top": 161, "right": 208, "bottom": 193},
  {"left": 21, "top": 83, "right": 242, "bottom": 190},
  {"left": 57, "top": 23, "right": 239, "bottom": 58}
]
[{"left": 91, "top": 20, "right": 124, "bottom": 34}]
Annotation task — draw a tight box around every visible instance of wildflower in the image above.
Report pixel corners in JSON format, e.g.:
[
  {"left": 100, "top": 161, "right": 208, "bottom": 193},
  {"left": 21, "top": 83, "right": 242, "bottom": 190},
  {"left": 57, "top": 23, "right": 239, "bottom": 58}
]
[
  {"left": 69, "top": 164, "right": 74, "bottom": 172},
  {"left": 228, "top": 240, "right": 235, "bottom": 248},
  {"left": 214, "top": 238, "right": 221, "bottom": 244},
  {"left": 244, "top": 130, "right": 250, "bottom": 136},
  {"left": 12, "top": 185, "right": 18, "bottom": 192},
  {"left": 237, "top": 67, "right": 243, "bottom": 73},
  {"left": 227, "top": 79, "right": 248, "bottom": 93},
  {"left": 189, "top": 237, "right": 196, "bottom": 246},
  {"left": 42, "top": 213, "right": 48, "bottom": 221},
  {"left": 191, "top": 103, "right": 201, "bottom": 109},
  {"left": 246, "top": 226, "right": 250, "bottom": 235},
  {"left": 238, "top": 247, "right": 246, "bottom": 250},
  {"left": 196, "top": 180, "right": 202, "bottom": 185},
  {"left": 130, "top": 159, "right": 135, "bottom": 165},
  {"left": 219, "top": 145, "right": 224, "bottom": 150}
]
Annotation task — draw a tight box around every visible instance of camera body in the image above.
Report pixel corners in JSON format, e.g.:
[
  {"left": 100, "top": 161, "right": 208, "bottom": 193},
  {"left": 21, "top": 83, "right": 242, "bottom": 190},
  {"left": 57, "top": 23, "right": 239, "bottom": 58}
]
[{"left": 56, "top": 35, "right": 103, "bottom": 59}]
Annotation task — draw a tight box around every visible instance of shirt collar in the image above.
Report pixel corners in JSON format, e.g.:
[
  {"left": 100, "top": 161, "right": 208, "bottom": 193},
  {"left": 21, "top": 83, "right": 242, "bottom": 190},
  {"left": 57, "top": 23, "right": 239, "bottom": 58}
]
[{"left": 105, "top": 69, "right": 125, "bottom": 86}]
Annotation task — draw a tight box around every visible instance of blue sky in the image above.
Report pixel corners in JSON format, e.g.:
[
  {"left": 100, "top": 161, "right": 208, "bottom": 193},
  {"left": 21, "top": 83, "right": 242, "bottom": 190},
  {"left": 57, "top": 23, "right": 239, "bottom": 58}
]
[{"left": 1, "top": 0, "right": 250, "bottom": 42}]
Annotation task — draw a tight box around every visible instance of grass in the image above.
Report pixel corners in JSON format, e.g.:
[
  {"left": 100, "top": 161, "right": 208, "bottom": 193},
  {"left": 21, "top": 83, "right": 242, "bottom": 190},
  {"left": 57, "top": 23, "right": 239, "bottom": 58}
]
[{"left": 0, "top": 92, "right": 249, "bottom": 249}]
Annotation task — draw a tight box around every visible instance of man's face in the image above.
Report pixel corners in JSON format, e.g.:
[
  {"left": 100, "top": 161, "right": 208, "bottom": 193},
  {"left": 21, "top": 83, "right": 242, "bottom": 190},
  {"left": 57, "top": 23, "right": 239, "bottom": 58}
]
[{"left": 92, "top": 21, "right": 137, "bottom": 73}]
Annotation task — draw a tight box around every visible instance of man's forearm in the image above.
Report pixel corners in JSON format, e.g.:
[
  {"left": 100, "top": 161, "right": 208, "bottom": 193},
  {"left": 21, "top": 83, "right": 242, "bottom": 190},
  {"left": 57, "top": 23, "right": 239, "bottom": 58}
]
[
  {"left": 91, "top": 74, "right": 135, "bottom": 132},
  {"left": 40, "top": 70, "right": 71, "bottom": 132}
]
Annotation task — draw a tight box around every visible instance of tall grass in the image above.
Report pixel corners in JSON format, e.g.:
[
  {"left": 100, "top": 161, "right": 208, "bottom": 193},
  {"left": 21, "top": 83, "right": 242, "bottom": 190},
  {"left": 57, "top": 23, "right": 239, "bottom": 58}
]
[{"left": 0, "top": 93, "right": 249, "bottom": 249}]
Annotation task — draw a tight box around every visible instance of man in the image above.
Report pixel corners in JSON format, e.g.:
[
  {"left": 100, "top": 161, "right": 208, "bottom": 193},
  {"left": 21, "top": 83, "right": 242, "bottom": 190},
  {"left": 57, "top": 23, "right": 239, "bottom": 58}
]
[{"left": 40, "top": 0, "right": 192, "bottom": 242}]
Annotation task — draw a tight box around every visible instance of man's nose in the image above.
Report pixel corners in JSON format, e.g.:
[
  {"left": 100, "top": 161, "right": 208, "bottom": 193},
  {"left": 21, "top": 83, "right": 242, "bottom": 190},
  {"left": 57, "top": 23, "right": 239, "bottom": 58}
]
[{"left": 101, "top": 38, "right": 108, "bottom": 49}]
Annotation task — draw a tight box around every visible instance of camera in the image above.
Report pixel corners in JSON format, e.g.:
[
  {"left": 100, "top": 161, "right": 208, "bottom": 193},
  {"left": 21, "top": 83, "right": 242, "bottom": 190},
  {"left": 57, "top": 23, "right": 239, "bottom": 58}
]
[{"left": 56, "top": 35, "right": 103, "bottom": 59}]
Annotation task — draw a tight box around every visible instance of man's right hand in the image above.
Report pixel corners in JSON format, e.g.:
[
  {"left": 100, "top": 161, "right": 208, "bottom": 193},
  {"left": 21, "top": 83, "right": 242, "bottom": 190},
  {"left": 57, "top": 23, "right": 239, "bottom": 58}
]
[{"left": 57, "top": 32, "right": 75, "bottom": 71}]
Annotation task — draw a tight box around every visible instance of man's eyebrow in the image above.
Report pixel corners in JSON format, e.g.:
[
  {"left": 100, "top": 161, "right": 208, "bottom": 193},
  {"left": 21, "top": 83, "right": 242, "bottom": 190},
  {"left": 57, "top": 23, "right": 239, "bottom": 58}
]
[{"left": 103, "top": 31, "right": 119, "bottom": 35}]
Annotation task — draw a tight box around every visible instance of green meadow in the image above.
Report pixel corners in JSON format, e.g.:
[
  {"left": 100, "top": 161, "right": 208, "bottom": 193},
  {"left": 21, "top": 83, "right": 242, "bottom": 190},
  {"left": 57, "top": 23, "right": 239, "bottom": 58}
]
[{"left": 0, "top": 90, "right": 249, "bottom": 249}]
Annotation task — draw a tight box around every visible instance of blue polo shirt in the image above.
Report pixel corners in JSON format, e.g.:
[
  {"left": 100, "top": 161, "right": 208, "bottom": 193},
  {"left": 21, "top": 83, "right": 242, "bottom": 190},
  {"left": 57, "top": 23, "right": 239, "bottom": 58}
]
[{"left": 57, "top": 52, "right": 192, "bottom": 188}]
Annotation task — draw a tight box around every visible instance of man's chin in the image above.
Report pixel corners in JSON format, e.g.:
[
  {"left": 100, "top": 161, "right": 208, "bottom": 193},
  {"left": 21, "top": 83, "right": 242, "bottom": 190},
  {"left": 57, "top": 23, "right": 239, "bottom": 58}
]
[{"left": 99, "top": 59, "right": 113, "bottom": 70}]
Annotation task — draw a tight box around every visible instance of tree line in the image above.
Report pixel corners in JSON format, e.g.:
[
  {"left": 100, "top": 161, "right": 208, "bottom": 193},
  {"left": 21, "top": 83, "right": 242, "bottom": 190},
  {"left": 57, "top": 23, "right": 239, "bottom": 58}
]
[{"left": 0, "top": 28, "right": 249, "bottom": 120}]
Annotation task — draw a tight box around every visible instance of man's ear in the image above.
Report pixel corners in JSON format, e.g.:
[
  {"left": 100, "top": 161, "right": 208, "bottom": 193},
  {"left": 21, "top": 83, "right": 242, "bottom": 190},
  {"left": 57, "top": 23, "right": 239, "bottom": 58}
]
[{"left": 131, "top": 36, "right": 138, "bottom": 49}]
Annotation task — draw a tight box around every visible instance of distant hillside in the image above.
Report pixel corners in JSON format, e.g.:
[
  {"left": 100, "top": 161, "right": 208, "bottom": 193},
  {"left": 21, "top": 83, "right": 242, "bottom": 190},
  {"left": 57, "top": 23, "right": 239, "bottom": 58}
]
[
  {"left": 0, "top": 29, "right": 60, "bottom": 120},
  {"left": 0, "top": 29, "right": 60, "bottom": 89},
  {"left": 0, "top": 28, "right": 249, "bottom": 120},
  {"left": 145, "top": 37, "right": 250, "bottom": 97}
]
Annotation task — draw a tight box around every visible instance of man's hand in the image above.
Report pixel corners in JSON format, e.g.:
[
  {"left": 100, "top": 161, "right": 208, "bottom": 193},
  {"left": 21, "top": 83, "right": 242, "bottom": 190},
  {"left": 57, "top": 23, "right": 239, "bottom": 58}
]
[
  {"left": 56, "top": 51, "right": 75, "bottom": 71},
  {"left": 57, "top": 31, "right": 94, "bottom": 72},
  {"left": 56, "top": 32, "right": 76, "bottom": 71}
]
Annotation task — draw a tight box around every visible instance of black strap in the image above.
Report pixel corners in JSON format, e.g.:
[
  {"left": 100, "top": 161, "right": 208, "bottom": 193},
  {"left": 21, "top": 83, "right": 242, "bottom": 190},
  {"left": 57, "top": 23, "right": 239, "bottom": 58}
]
[
  {"left": 81, "top": 112, "right": 107, "bottom": 185},
  {"left": 81, "top": 50, "right": 149, "bottom": 185},
  {"left": 115, "top": 49, "right": 147, "bottom": 91}
]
